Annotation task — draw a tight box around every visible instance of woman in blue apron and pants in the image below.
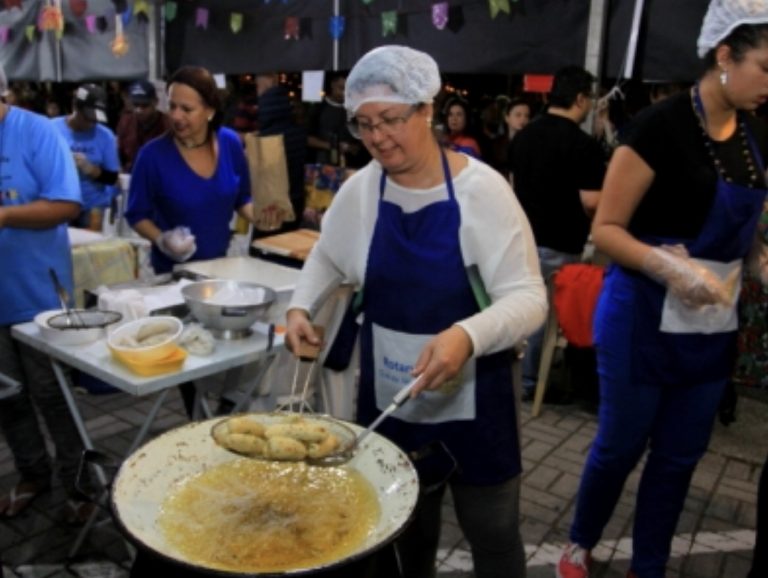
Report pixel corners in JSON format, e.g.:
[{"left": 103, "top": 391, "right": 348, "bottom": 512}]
[
  {"left": 557, "top": 4, "right": 768, "bottom": 578},
  {"left": 287, "top": 46, "right": 547, "bottom": 578}
]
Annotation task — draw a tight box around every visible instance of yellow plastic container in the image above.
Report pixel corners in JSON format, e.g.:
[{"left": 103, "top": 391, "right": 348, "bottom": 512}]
[{"left": 111, "top": 346, "right": 187, "bottom": 377}]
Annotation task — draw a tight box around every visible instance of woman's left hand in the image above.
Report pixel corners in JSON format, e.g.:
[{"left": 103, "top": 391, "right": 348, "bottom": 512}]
[{"left": 410, "top": 325, "right": 473, "bottom": 396}]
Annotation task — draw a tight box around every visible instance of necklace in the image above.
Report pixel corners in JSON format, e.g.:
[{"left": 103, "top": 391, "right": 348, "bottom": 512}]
[
  {"left": 690, "top": 84, "right": 760, "bottom": 188},
  {"left": 175, "top": 136, "right": 209, "bottom": 150}
]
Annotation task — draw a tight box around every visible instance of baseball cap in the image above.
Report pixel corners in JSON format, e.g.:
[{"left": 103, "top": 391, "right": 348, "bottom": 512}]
[
  {"left": 74, "top": 83, "right": 108, "bottom": 123},
  {"left": 128, "top": 80, "right": 157, "bottom": 105}
]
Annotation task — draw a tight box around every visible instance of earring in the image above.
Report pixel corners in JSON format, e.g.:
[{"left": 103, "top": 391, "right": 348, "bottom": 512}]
[
  {"left": 427, "top": 117, "right": 433, "bottom": 128},
  {"left": 207, "top": 115, "right": 214, "bottom": 122},
  {"left": 718, "top": 63, "right": 728, "bottom": 86}
]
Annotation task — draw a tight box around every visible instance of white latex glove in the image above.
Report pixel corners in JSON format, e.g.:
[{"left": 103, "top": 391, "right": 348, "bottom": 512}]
[
  {"left": 156, "top": 226, "right": 197, "bottom": 262},
  {"left": 643, "top": 245, "right": 734, "bottom": 308},
  {"left": 73, "top": 152, "right": 100, "bottom": 179}
]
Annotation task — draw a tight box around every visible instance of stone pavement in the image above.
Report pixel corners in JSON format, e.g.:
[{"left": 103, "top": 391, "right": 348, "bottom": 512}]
[{"left": 0, "top": 384, "right": 763, "bottom": 578}]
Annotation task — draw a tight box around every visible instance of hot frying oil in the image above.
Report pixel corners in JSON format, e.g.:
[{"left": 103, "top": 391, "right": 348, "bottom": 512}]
[{"left": 157, "top": 460, "right": 380, "bottom": 572}]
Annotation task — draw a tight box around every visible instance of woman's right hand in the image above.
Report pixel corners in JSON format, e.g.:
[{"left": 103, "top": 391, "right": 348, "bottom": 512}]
[
  {"left": 642, "top": 245, "right": 734, "bottom": 308},
  {"left": 285, "top": 309, "right": 321, "bottom": 356}
]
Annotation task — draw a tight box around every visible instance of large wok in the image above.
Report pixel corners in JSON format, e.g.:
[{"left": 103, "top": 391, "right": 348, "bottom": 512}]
[{"left": 110, "top": 417, "right": 419, "bottom": 576}]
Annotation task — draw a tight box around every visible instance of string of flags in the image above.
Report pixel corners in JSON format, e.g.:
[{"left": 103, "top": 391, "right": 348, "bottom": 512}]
[{"left": 0, "top": 0, "right": 519, "bottom": 51}]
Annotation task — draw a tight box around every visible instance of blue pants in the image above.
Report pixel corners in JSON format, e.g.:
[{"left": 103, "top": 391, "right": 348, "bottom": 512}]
[{"left": 569, "top": 338, "right": 726, "bottom": 578}]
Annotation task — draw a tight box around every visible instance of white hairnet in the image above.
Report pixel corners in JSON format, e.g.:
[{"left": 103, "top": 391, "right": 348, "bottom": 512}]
[
  {"left": 697, "top": 0, "right": 768, "bottom": 58},
  {"left": 344, "top": 45, "right": 441, "bottom": 116}
]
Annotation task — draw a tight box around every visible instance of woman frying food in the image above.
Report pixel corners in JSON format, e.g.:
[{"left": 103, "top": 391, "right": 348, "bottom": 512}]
[{"left": 285, "top": 45, "right": 546, "bottom": 578}]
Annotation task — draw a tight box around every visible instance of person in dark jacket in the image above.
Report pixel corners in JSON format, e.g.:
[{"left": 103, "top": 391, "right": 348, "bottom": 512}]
[{"left": 249, "top": 73, "right": 307, "bottom": 244}]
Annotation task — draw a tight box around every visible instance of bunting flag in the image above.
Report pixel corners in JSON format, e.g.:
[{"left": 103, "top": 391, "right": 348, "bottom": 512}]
[
  {"left": 121, "top": 4, "right": 132, "bottom": 27},
  {"left": 165, "top": 1, "right": 176, "bottom": 22},
  {"left": 195, "top": 7, "right": 208, "bottom": 29},
  {"left": 69, "top": 0, "right": 86, "bottom": 18},
  {"left": 230, "top": 12, "right": 243, "bottom": 34},
  {"left": 38, "top": 1, "right": 64, "bottom": 35},
  {"left": 447, "top": 5, "right": 464, "bottom": 33},
  {"left": 84, "top": 13, "right": 96, "bottom": 32},
  {"left": 111, "top": 0, "right": 126, "bottom": 12},
  {"left": 97, "top": 14, "right": 108, "bottom": 31},
  {"left": 489, "top": 0, "right": 510, "bottom": 19},
  {"left": 25, "top": 24, "right": 36, "bottom": 41},
  {"left": 381, "top": 10, "right": 397, "bottom": 37},
  {"left": 284, "top": 16, "right": 299, "bottom": 40},
  {"left": 0, "top": 27, "right": 10, "bottom": 45},
  {"left": 328, "top": 15, "right": 344, "bottom": 40},
  {"left": 432, "top": 2, "right": 448, "bottom": 30},
  {"left": 4, "top": 0, "right": 23, "bottom": 9},
  {"left": 134, "top": 0, "right": 150, "bottom": 18},
  {"left": 111, "top": 12, "right": 129, "bottom": 55}
]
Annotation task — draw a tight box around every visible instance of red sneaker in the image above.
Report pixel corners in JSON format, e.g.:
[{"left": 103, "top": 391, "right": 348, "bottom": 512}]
[{"left": 556, "top": 543, "right": 591, "bottom": 578}]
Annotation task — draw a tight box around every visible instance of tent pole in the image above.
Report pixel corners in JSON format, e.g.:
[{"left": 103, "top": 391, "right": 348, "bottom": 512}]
[
  {"left": 583, "top": 0, "right": 609, "bottom": 135},
  {"left": 332, "top": 0, "right": 340, "bottom": 71}
]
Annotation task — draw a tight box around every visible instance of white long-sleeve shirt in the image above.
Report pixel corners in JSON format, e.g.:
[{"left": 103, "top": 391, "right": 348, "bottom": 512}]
[{"left": 289, "top": 156, "right": 547, "bottom": 357}]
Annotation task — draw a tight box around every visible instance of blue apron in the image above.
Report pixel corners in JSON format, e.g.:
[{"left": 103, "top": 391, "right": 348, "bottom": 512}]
[
  {"left": 595, "top": 90, "right": 767, "bottom": 386},
  {"left": 357, "top": 152, "right": 521, "bottom": 486}
]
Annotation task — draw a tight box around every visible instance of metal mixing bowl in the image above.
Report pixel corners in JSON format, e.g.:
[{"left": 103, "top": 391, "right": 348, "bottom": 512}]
[{"left": 181, "top": 280, "right": 276, "bottom": 339}]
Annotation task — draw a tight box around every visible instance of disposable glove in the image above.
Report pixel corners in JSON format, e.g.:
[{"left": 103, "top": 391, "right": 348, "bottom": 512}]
[
  {"left": 642, "top": 245, "right": 735, "bottom": 308},
  {"left": 156, "top": 226, "right": 197, "bottom": 262}
]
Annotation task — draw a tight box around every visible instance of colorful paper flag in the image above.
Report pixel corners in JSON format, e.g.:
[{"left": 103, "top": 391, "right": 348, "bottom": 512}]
[
  {"left": 25, "top": 24, "right": 36, "bottom": 41},
  {"left": 84, "top": 14, "right": 96, "bottom": 32},
  {"left": 134, "top": 0, "right": 150, "bottom": 18},
  {"left": 284, "top": 16, "right": 299, "bottom": 40},
  {"left": 5, "top": 0, "right": 23, "bottom": 9},
  {"left": 489, "top": 0, "right": 510, "bottom": 19},
  {"left": 165, "top": 1, "right": 177, "bottom": 23},
  {"left": 329, "top": 15, "right": 344, "bottom": 40},
  {"left": 432, "top": 2, "right": 448, "bottom": 30},
  {"left": 381, "top": 11, "right": 397, "bottom": 37},
  {"left": 0, "top": 27, "right": 10, "bottom": 45},
  {"left": 121, "top": 5, "right": 132, "bottom": 27},
  {"left": 195, "top": 7, "right": 209, "bottom": 29},
  {"left": 69, "top": 0, "right": 86, "bottom": 18},
  {"left": 230, "top": 13, "right": 243, "bottom": 34}
]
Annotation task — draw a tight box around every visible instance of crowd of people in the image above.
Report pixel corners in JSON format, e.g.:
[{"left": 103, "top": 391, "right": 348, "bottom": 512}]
[{"left": 1, "top": 1, "right": 768, "bottom": 577}]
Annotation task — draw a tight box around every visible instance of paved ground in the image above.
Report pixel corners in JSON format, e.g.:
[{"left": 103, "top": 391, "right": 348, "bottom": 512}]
[{"left": 0, "top": 382, "right": 764, "bottom": 578}]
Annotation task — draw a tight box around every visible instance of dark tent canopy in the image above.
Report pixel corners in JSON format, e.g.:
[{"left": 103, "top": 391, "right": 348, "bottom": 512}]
[{"left": 1, "top": 0, "right": 712, "bottom": 83}]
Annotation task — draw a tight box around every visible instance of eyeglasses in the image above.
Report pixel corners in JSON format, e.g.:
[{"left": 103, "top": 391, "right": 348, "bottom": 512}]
[{"left": 347, "top": 105, "right": 420, "bottom": 139}]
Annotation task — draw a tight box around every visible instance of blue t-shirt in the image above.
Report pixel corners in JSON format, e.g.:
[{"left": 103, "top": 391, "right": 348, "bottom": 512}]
[
  {"left": 125, "top": 127, "right": 252, "bottom": 274},
  {"left": 51, "top": 116, "right": 120, "bottom": 211},
  {"left": 0, "top": 107, "right": 81, "bottom": 325}
]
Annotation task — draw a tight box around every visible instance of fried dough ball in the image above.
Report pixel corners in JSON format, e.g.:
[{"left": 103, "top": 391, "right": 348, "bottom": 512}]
[{"left": 266, "top": 435, "right": 308, "bottom": 461}]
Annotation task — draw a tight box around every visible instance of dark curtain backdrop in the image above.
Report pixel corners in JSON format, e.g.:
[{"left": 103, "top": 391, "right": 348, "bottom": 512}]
[
  {"left": 164, "top": 0, "right": 336, "bottom": 75},
  {"left": 604, "top": 0, "right": 709, "bottom": 82},
  {"left": 1, "top": 0, "right": 713, "bottom": 82}
]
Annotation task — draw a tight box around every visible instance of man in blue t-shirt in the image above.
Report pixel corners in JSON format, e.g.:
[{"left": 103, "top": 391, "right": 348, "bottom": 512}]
[
  {"left": 52, "top": 83, "right": 120, "bottom": 231},
  {"left": 0, "top": 66, "right": 94, "bottom": 524}
]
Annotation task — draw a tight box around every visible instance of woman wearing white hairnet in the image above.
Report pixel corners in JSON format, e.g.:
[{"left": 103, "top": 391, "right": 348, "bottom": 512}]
[
  {"left": 286, "top": 45, "right": 546, "bottom": 577},
  {"left": 557, "top": 2, "right": 768, "bottom": 578}
]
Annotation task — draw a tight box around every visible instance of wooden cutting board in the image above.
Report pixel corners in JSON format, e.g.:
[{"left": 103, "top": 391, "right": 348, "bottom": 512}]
[{"left": 250, "top": 229, "right": 320, "bottom": 261}]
